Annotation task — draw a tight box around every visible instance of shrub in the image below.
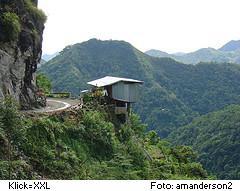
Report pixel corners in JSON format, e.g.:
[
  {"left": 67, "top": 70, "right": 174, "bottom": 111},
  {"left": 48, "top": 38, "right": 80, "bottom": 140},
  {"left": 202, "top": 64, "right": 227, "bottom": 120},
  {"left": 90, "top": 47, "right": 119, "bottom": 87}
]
[
  {"left": 24, "top": 0, "right": 47, "bottom": 24},
  {"left": 0, "top": 12, "right": 21, "bottom": 42},
  {"left": 81, "top": 111, "right": 116, "bottom": 159}
]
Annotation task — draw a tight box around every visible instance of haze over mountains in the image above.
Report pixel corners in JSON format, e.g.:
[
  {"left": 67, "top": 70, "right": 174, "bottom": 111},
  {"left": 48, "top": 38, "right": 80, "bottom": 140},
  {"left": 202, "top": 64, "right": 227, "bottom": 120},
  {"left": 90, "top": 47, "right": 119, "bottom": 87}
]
[
  {"left": 146, "top": 40, "right": 240, "bottom": 65},
  {"left": 42, "top": 52, "right": 59, "bottom": 61},
  {"left": 39, "top": 52, "right": 59, "bottom": 68},
  {"left": 219, "top": 40, "right": 240, "bottom": 51}
]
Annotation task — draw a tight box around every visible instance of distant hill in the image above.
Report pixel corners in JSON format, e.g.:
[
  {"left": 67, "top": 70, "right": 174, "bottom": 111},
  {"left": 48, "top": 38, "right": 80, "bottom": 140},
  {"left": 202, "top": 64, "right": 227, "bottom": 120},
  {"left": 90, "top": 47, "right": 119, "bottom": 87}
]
[
  {"left": 219, "top": 40, "right": 240, "bottom": 51},
  {"left": 145, "top": 49, "right": 171, "bottom": 58},
  {"left": 39, "top": 39, "right": 240, "bottom": 137},
  {"left": 40, "top": 59, "right": 46, "bottom": 64},
  {"left": 38, "top": 59, "right": 46, "bottom": 68},
  {"left": 145, "top": 40, "right": 240, "bottom": 64},
  {"left": 42, "top": 52, "right": 59, "bottom": 61},
  {"left": 169, "top": 105, "right": 240, "bottom": 179},
  {"left": 174, "top": 48, "right": 234, "bottom": 64}
]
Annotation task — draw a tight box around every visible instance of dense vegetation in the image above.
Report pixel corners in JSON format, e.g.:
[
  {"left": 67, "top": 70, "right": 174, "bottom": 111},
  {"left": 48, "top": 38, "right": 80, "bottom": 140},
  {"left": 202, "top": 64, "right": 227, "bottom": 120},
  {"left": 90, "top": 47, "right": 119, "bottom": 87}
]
[
  {"left": 38, "top": 39, "right": 240, "bottom": 179},
  {"left": 36, "top": 73, "right": 52, "bottom": 94},
  {"left": 150, "top": 60, "right": 240, "bottom": 115},
  {"left": 169, "top": 105, "right": 240, "bottom": 179},
  {"left": 0, "top": 12, "right": 21, "bottom": 42},
  {"left": 0, "top": 0, "right": 46, "bottom": 43},
  {"left": 24, "top": 0, "right": 47, "bottom": 24},
  {"left": 39, "top": 39, "right": 240, "bottom": 137},
  {"left": 0, "top": 98, "right": 208, "bottom": 179}
]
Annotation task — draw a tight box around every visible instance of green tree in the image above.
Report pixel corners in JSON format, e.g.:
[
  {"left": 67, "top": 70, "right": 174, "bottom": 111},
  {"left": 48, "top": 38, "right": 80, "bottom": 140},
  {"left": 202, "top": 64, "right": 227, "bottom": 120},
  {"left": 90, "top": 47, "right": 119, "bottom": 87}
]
[{"left": 36, "top": 73, "right": 52, "bottom": 94}]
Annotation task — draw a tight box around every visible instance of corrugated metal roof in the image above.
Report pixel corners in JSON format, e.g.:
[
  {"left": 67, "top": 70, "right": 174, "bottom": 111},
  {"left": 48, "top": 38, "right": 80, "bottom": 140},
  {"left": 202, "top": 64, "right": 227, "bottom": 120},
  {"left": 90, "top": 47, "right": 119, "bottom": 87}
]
[{"left": 87, "top": 76, "right": 143, "bottom": 87}]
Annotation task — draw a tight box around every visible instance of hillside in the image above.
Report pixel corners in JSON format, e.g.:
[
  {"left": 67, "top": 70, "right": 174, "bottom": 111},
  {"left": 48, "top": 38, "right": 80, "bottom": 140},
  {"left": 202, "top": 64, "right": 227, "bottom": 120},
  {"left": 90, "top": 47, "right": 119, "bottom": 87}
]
[
  {"left": 40, "top": 39, "right": 156, "bottom": 95},
  {"left": 169, "top": 105, "right": 240, "bottom": 179},
  {"left": 39, "top": 39, "right": 240, "bottom": 137},
  {"left": 39, "top": 39, "right": 196, "bottom": 137},
  {"left": 219, "top": 40, "right": 240, "bottom": 51},
  {"left": 0, "top": 98, "right": 208, "bottom": 179},
  {"left": 150, "top": 60, "right": 240, "bottom": 114},
  {"left": 145, "top": 49, "right": 171, "bottom": 58},
  {"left": 145, "top": 40, "right": 240, "bottom": 65}
]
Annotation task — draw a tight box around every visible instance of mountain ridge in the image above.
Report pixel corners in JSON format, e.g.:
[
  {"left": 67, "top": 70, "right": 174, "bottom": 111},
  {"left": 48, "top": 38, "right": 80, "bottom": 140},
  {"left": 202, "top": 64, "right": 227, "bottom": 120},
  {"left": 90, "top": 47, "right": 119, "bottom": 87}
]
[
  {"left": 146, "top": 40, "right": 240, "bottom": 64},
  {"left": 39, "top": 39, "right": 240, "bottom": 138},
  {"left": 219, "top": 40, "right": 240, "bottom": 51}
]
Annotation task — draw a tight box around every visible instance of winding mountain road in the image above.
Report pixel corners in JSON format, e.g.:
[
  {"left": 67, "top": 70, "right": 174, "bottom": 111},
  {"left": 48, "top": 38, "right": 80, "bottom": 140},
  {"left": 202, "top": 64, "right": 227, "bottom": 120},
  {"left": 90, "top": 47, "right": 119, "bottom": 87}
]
[{"left": 32, "top": 98, "right": 80, "bottom": 113}]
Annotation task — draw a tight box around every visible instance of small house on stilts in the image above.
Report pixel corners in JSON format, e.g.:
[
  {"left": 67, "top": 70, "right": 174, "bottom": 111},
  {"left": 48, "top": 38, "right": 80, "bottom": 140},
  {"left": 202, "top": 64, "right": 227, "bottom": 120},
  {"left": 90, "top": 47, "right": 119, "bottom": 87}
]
[{"left": 87, "top": 76, "right": 143, "bottom": 122}]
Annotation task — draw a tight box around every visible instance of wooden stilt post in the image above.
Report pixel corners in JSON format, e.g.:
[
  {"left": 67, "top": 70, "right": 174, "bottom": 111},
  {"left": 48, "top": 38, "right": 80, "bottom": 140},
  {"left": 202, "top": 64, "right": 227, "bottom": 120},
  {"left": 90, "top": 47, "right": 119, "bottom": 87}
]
[{"left": 126, "top": 102, "right": 131, "bottom": 123}]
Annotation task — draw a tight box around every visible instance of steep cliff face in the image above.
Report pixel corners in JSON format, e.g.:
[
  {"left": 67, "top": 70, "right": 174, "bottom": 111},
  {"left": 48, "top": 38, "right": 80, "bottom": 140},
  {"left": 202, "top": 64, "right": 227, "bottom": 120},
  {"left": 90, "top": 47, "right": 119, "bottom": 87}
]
[{"left": 0, "top": 0, "right": 45, "bottom": 109}]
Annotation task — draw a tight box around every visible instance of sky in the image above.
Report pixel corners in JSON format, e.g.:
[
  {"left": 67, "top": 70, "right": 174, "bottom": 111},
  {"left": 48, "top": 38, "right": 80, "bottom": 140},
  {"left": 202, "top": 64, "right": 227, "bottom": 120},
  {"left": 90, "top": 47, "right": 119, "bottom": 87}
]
[{"left": 38, "top": 0, "right": 240, "bottom": 55}]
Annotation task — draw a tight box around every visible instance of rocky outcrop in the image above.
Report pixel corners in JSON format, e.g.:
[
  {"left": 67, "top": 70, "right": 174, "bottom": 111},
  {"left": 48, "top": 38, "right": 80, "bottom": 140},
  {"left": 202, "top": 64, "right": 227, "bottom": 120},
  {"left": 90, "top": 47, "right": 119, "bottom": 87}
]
[{"left": 0, "top": 0, "right": 45, "bottom": 109}]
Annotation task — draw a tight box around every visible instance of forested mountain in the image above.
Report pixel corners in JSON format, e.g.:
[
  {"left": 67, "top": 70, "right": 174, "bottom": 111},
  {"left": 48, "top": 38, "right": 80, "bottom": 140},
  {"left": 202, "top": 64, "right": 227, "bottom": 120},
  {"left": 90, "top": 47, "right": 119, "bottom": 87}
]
[
  {"left": 146, "top": 40, "right": 240, "bottom": 64},
  {"left": 169, "top": 105, "right": 240, "bottom": 179},
  {"left": 39, "top": 39, "right": 240, "bottom": 138}
]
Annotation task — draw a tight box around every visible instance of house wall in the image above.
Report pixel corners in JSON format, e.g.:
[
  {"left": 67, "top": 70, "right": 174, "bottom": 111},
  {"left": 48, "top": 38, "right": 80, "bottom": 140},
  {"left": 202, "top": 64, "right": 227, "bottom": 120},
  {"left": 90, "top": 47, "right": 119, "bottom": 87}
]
[{"left": 112, "top": 82, "right": 139, "bottom": 102}]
